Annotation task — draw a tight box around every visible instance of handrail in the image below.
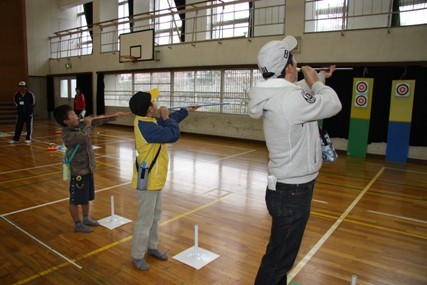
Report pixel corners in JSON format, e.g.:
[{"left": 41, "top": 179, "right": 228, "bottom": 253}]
[{"left": 50, "top": 0, "right": 256, "bottom": 39}]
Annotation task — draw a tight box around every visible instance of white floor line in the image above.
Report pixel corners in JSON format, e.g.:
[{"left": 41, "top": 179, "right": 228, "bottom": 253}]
[
  {"left": 287, "top": 167, "right": 385, "bottom": 284},
  {"left": 312, "top": 199, "right": 328, "bottom": 204},
  {"left": 96, "top": 132, "right": 134, "bottom": 140},
  {"left": 2, "top": 182, "right": 131, "bottom": 217},
  {"left": 2, "top": 197, "right": 69, "bottom": 217},
  {"left": 367, "top": 210, "right": 427, "bottom": 224},
  {"left": 385, "top": 167, "right": 427, "bottom": 174},
  {"left": 0, "top": 162, "right": 61, "bottom": 175},
  {"left": 0, "top": 215, "right": 82, "bottom": 269}
]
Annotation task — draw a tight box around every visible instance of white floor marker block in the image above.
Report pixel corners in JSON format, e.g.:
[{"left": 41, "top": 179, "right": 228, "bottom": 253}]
[
  {"left": 98, "top": 195, "right": 132, "bottom": 230},
  {"left": 173, "top": 224, "right": 220, "bottom": 270},
  {"left": 351, "top": 275, "right": 357, "bottom": 285}
]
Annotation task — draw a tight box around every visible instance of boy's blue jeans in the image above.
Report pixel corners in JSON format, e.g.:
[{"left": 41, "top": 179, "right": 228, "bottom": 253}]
[{"left": 254, "top": 179, "right": 315, "bottom": 285}]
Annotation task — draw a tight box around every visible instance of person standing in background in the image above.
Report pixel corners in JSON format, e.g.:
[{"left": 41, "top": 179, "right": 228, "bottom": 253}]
[
  {"left": 9, "top": 81, "right": 36, "bottom": 144},
  {"left": 74, "top": 87, "right": 86, "bottom": 118}
]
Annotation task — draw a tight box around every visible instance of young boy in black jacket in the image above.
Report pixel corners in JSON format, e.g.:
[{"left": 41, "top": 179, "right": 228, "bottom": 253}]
[{"left": 53, "top": 105, "right": 120, "bottom": 233}]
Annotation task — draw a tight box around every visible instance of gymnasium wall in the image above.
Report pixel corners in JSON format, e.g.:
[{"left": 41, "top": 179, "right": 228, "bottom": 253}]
[{"left": 23, "top": 0, "right": 427, "bottom": 159}]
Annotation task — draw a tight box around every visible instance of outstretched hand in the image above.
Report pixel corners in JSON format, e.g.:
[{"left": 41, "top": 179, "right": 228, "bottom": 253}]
[
  {"left": 114, "top": 111, "right": 130, "bottom": 117},
  {"left": 187, "top": 106, "right": 200, "bottom": 112},
  {"left": 320, "top": 65, "right": 336, "bottom": 79}
]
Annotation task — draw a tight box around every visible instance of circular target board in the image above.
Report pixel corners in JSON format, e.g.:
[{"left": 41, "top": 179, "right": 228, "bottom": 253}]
[
  {"left": 355, "top": 95, "right": 368, "bottom": 107},
  {"left": 395, "top": 83, "right": 410, "bottom": 97},
  {"left": 356, "top": 81, "right": 368, "bottom": 94}
]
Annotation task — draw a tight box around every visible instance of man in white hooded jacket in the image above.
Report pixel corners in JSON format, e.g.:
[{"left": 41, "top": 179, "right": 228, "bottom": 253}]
[{"left": 248, "top": 36, "right": 342, "bottom": 285}]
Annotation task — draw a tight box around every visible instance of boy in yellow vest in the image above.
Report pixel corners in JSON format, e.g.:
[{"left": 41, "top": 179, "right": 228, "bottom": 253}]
[{"left": 129, "top": 90, "right": 198, "bottom": 270}]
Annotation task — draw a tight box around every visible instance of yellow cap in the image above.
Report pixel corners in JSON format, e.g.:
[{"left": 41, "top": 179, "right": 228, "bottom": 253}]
[{"left": 150, "top": 87, "right": 160, "bottom": 101}]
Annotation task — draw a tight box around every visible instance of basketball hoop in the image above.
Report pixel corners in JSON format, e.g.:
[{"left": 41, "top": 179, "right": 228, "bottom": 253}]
[{"left": 120, "top": 55, "right": 138, "bottom": 63}]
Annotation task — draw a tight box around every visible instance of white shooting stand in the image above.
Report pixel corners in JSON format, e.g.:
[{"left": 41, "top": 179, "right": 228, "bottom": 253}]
[
  {"left": 173, "top": 224, "right": 220, "bottom": 270},
  {"left": 98, "top": 195, "right": 132, "bottom": 230},
  {"left": 351, "top": 275, "right": 357, "bottom": 285}
]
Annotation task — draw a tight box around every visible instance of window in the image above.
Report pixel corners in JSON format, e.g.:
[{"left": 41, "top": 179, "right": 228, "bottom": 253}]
[
  {"left": 76, "top": 5, "right": 93, "bottom": 55},
  {"left": 305, "top": 0, "right": 427, "bottom": 32},
  {"left": 154, "top": 0, "right": 182, "bottom": 45},
  {"left": 104, "top": 68, "right": 262, "bottom": 115},
  {"left": 399, "top": 0, "right": 427, "bottom": 25},
  {"left": 105, "top": 74, "right": 133, "bottom": 106},
  {"left": 305, "top": 0, "right": 345, "bottom": 32},
  {"left": 223, "top": 70, "right": 251, "bottom": 114},
  {"left": 134, "top": 72, "right": 171, "bottom": 107},
  {"left": 50, "top": 5, "right": 92, "bottom": 58},
  {"left": 209, "top": 0, "right": 250, "bottom": 39},
  {"left": 118, "top": 0, "right": 131, "bottom": 36},
  {"left": 60, "top": 79, "right": 77, "bottom": 99}
]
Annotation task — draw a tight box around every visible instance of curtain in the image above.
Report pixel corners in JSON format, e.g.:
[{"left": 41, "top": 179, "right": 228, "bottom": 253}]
[
  {"left": 128, "top": 0, "right": 134, "bottom": 32},
  {"left": 96, "top": 74, "right": 105, "bottom": 115},
  {"left": 391, "top": 0, "right": 401, "bottom": 27},
  {"left": 174, "top": 0, "right": 186, "bottom": 42},
  {"left": 46, "top": 76, "right": 54, "bottom": 114},
  {"left": 248, "top": 1, "right": 254, "bottom": 37},
  {"left": 83, "top": 2, "right": 94, "bottom": 40},
  {"left": 76, "top": 73, "right": 93, "bottom": 116}
]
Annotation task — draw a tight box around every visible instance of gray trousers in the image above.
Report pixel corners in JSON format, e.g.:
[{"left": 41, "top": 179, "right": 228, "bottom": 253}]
[{"left": 131, "top": 190, "right": 162, "bottom": 259}]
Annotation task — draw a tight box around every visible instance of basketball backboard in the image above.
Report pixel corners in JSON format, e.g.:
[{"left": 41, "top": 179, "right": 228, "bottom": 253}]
[{"left": 119, "top": 29, "right": 154, "bottom": 63}]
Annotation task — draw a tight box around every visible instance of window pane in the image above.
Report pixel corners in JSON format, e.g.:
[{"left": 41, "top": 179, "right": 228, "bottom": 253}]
[
  {"left": 195, "top": 70, "right": 221, "bottom": 112},
  {"left": 105, "top": 74, "right": 133, "bottom": 106},
  {"left": 71, "top": 79, "right": 77, "bottom": 95},
  {"left": 76, "top": 4, "right": 93, "bottom": 55},
  {"left": 211, "top": 0, "right": 249, "bottom": 39},
  {"left": 152, "top": 72, "right": 171, "bottom": 107},
  {"left": 173, "top": 71, "right": 195, "bottom": 107},
  {"left": 132, "top": 72, "right": 172, "bottom": 107},
  {"left": 154, "top": 0, "right": 182, "bottom": 45},
  {"left": 305, "top": 0, "right": 426, "bottom": 31},
  {"left": 60, "top": 80, "right": 69, "bottom": 98},
  {"left": 400, "top": 2, "right": 427, "bottom": 25},
  {"left": 118, "top": 0, "right": 130, "bottom": 35},
  {"left": 223, "top": 70, "right": 250, "bottom": 114}
]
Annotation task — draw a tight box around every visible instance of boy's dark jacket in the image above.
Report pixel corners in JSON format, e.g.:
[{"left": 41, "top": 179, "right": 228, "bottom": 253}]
[{"left": 62, "top": 118, "right": 114, "bottom": 176}]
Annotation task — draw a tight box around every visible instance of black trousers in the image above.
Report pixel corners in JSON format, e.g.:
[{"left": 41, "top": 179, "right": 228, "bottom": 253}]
[
  {"left": 13, "top": 114, "right": 33, "bottom": 141},
  {"left": 254, "top": 179, "right": 315, "bottom": 285}
]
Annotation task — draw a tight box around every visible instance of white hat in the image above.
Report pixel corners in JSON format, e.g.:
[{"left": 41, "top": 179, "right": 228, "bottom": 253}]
[
  {"left": 257, "top": 36, "right": 298, "bottom": 79},
  {"left": 18, "top": 81, "right": 27, "bottom": 87}
]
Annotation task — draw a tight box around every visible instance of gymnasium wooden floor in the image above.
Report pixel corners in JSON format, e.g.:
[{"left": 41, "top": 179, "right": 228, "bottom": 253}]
[{"left": 0, "top": 120, "right": 426, "bottom": 285}]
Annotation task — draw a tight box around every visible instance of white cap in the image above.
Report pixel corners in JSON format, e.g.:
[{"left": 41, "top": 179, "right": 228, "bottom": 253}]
[
  {"left": 18, "top": 81, "right": 27, "bottom": 87},
  {"left": 257, "top": 36, "right": 298, "bottom": 79}
]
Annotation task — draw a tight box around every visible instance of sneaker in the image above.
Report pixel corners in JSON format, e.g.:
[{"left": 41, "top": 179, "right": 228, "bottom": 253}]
[
  {"left": 74, "top": 223, "right": 93, "bottom": 233},
  {"left": 83, "top": 217, "right": 100, "bottom": 226},
  {"left": 24, "top": 140, "right": 32, "bottom": 144},
  {"left": 147, "top": 248, "right": 168, "bottom": 260},
  {"left": 8, "top": 140, "right": 18, "bottom": 144},
  {"left": 132, "top": 258, "right": 150, "bottom": 270}
]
